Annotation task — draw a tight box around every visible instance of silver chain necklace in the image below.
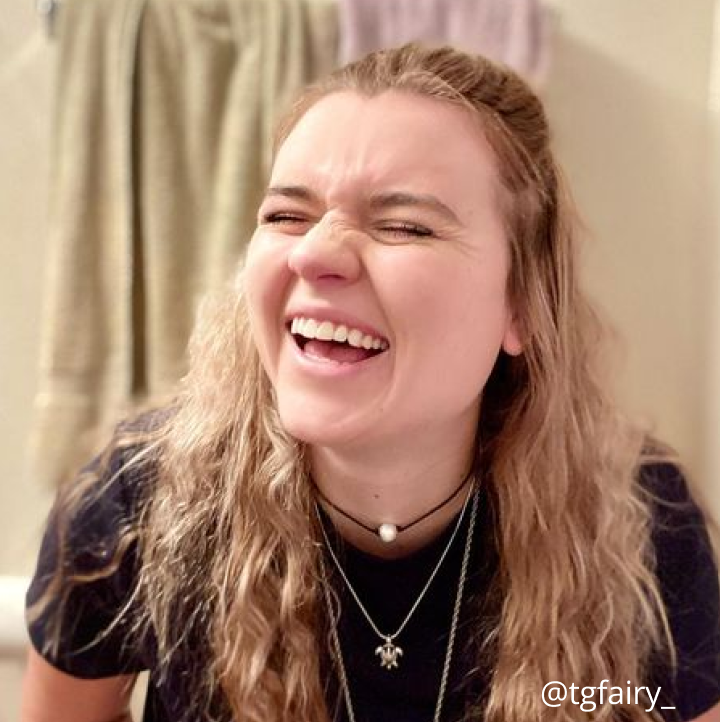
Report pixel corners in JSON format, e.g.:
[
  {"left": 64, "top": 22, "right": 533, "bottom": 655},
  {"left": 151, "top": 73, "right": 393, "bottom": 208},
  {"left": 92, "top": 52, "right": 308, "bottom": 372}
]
[
  {"left": 318, "top": 486, "right": 479, "bottom": 722},
  {"left": 316, "top": 480, "right": 475, "bottom": 670}
]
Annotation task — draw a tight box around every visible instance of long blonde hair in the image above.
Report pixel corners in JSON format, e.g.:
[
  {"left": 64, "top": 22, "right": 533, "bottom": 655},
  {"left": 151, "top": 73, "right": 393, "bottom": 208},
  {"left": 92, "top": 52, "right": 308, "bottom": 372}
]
[{"left": 34, "top": 44, "right": 674, "bottom": 722}]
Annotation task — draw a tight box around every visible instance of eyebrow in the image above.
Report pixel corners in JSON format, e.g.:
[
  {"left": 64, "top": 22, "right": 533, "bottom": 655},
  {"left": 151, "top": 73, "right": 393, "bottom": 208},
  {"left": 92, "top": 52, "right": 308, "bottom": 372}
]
[
  {"left": 368, "top": 191, "right": 460, "bottom": 224},
  {"left": 263, "top": 185, "right": 460, "bottom": 224},
  {"left": 264, "top": 185, "right": 315, "bottom": 202}
]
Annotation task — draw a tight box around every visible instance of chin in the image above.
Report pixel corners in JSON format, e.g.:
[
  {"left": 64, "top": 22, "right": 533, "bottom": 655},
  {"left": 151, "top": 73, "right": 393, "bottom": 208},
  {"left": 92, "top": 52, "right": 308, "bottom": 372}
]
[{"left": 275, "top": 400, "right": 368, "bottom": 448}]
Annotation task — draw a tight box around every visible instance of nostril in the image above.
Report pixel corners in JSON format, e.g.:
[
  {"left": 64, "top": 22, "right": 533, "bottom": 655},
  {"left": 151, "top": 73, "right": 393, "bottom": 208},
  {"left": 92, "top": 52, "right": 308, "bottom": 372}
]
[{"left": 286, "top": 227, "right": 362, "bottom": 283}]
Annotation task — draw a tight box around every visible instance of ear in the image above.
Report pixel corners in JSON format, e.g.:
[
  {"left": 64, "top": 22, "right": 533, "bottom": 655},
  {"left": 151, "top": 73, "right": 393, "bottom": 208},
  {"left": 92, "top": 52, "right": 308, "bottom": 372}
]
[{"left": 501, "top": 312, "right": 523, "bottom": 356}]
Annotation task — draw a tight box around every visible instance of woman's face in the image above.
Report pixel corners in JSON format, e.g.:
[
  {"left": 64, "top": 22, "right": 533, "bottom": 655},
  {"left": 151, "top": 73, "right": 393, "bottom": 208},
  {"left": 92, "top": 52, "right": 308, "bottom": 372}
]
[{"left": 244, "top": 90, "right": 521, "bottom": 450}]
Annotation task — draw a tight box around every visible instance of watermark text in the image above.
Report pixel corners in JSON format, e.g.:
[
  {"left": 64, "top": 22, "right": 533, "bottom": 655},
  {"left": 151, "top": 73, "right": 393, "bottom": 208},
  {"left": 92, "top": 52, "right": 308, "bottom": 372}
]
[{"left": 541, "top": 681, "right": 674, "bottom": 713}]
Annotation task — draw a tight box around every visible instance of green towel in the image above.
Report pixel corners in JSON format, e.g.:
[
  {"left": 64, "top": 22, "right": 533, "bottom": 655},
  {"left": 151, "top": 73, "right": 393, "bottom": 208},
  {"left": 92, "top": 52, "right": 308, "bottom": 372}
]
[{"left": 31, "top": 0, "right": 338, "bottom": 486}]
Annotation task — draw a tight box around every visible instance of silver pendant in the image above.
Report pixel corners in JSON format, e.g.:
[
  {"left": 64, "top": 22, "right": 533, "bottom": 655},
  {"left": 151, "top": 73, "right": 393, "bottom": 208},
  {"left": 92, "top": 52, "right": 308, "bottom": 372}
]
[{"left": 375, "top": 637, "right": 403, "bottom": 669}]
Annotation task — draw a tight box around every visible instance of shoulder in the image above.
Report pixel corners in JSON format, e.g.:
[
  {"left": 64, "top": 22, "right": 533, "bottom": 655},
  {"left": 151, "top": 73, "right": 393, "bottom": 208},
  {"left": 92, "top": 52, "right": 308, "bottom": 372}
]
[
  {"left": 638, "top": 461, "right": 720, "bottom": 721},
  {"left": 25, "top": 410, "right": 167, "bottom": 678},
  {"left": 638, "top": 460, "right": 705, "bottom": 508},
  {"left": 638, "top": 461, "right": 718, "bottom": 593},
  {"left": 61, "top": 410, "right": 165, "bottom": 559}
]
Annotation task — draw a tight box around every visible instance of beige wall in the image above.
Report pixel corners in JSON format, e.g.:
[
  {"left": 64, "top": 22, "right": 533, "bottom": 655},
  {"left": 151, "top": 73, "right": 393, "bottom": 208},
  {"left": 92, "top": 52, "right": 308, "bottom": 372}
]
[
  {"left": 710, "top": 2, "right": 720, "bottom": 508},
  {"left": 1, "top": 4, "right": 55, "bottom": 720},
  {"left": 1, "top": 0, "right": 718, "bottom": 718},
  {"left": 0, "top": 5, "right": 55, "bottom": 576},
  {"left": 0, "top": 5, "right": 50, "bottom": 721},
  {"left": 543, "top": 0, "right": 720, "bottom": 520}
]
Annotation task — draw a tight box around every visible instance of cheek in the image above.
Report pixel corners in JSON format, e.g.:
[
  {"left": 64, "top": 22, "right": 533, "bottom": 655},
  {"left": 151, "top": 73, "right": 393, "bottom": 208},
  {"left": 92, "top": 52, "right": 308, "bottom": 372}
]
[
  {"left": 388, "top": 254, "right": 510, "bottom": 333},
  {"left": 242, "top": 236, "right": 287, "bottom": 365},
  {"left": 244, "top": 234, "right": 289, "bottom": 308},
  {"left": 387, "top": 256, "right": 511, "bottom": 385},
  {"left": 242, "top": 246, "right": 267, "bottom": 335}
]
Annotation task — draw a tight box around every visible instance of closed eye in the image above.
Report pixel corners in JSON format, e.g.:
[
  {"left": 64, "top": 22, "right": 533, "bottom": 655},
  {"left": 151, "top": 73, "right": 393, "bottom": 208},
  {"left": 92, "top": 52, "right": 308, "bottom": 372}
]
[
  {"left": 379, "top": 223, "right": 434, "bottom": 238},
  {"left": 260, "top": 211, "right": 308, "bottom": 225}
]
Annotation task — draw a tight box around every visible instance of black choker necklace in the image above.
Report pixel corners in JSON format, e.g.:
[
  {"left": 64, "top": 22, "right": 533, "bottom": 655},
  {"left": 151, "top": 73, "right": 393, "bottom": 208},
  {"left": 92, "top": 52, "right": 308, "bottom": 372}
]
[{"left": 312, "top": 467, "right": 475, "bottom": 544}]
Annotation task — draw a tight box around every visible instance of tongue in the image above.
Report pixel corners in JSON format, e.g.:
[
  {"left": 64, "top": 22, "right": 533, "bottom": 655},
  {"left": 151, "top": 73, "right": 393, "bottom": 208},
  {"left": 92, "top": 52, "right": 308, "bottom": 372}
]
[{"left": 303, "top": 339, "right": 375, "bottom": 363}]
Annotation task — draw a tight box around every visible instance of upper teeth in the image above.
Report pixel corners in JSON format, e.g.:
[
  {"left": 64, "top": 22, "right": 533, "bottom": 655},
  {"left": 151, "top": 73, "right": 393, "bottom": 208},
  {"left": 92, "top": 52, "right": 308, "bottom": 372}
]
[{"left": 290, "top": 317, "right": 389, "bottom": 351}]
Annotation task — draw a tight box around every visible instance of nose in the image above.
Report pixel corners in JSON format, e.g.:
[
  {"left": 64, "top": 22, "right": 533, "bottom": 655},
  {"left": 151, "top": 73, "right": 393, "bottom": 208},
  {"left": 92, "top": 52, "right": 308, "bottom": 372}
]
[{"left": 287, "top": 216, "right": 362, "bottom": 284}]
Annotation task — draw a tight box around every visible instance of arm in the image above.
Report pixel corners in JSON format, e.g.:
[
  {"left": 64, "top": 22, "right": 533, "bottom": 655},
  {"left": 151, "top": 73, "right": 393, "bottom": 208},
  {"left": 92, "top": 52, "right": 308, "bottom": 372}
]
[
  {"left": 643, "top": 463, "right": 720, "bottom": 722},
  {"left": 20, "top": 647, "right": 137, "bottom": 722},
  {"left": 689, "top": 702, "right": 720, "bottom": 722}
]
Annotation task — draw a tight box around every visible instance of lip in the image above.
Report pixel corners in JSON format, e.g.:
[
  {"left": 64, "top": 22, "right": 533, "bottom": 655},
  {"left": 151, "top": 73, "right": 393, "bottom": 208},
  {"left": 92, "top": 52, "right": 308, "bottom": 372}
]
[
  {"left": 284, "top": 306, "right": 389, "bottom": 343},
  {"left": 285, "top": 328, "right": 389, "bottom": 377}
]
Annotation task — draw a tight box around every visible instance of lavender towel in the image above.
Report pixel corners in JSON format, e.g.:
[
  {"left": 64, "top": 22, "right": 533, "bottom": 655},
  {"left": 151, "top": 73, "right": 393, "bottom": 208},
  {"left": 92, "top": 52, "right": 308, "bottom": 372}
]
[{"left": 339, "top": 0, "right": 550, "bottom": 87}]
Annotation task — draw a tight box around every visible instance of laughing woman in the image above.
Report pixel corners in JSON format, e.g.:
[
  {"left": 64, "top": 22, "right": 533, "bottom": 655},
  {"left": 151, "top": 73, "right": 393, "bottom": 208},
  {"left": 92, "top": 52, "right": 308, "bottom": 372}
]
[{"left": 21, "top": 44, "right": 720, "bottom": 722}]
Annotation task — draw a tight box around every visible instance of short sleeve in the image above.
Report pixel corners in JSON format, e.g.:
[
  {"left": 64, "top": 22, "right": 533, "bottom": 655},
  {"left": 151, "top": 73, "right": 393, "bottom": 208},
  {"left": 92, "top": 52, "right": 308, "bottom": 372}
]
[
  {"left": 642, "top": 463, "right": 720, "bottom": 721},
  {"left": 26, "top": 440, "right": 151, "bottom": 679}
]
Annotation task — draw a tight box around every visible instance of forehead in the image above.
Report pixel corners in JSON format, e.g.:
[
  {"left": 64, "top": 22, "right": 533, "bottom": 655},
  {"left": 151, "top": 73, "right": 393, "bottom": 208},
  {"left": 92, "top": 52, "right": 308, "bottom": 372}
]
[{"left": 271, "top": 91, "right": 500, "bottom": 213}]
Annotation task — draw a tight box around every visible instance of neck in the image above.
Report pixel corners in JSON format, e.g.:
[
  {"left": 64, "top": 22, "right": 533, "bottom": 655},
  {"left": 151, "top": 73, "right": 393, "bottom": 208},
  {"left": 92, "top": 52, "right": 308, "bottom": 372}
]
[{"left": 310, "top": 422, "right": 478, "bottom": 560}]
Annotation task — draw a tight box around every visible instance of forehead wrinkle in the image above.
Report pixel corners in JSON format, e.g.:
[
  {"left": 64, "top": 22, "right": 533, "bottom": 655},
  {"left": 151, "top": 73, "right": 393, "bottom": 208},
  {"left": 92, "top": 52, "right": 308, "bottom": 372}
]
[{"left": 273, "top": 115, "right": 396, "bottom": 201}]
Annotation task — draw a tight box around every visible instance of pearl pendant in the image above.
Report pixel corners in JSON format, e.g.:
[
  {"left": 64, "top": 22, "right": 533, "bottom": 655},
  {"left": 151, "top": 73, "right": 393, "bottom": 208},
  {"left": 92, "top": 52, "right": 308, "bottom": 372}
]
[{"left": 378, "top": 523, "right": 398, "bottom": 543}]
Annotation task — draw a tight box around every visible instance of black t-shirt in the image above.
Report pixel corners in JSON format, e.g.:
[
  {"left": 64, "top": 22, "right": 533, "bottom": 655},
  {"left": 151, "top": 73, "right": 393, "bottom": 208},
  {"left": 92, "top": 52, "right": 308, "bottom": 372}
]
[{"left": 26, "top": 446, "right": 720, "bottom": 722}]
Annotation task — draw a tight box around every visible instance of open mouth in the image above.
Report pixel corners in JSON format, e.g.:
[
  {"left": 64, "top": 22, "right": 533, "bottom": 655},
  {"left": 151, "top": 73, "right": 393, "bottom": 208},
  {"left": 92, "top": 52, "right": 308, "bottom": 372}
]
[{"left": 287, "top": 319, "right": 389, "bottom": 364}]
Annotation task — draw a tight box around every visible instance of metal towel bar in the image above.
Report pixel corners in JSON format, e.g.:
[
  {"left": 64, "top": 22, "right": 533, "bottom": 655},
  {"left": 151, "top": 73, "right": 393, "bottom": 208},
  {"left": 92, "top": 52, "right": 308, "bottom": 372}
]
[{"left": 36, "top": 0, "right": 61, "bottom": 39}]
